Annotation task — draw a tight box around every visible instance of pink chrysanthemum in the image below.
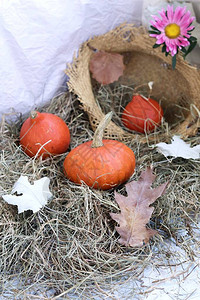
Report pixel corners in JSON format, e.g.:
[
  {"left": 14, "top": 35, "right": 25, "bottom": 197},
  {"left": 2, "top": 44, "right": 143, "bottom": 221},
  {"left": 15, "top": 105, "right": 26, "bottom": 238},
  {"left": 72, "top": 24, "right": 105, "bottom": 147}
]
[{"left": 150, "top": 5, "right": 195, "bottom": 56}]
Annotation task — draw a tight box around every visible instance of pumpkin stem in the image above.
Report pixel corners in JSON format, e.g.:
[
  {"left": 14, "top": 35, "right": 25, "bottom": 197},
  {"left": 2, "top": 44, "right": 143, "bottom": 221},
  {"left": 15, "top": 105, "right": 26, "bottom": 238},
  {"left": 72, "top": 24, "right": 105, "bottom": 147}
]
[
  {"left": 92, "top": 112, "right": 113, "bottom": 148},
  {"left": 30, "top": 111, "right": 38, "bottom": 119}
]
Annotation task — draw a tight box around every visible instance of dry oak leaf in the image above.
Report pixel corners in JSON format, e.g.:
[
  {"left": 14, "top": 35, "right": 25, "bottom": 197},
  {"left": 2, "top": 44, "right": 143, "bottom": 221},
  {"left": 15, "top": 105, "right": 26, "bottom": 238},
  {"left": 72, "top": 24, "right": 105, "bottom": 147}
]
[
  {"left": 89, "top": 50, "right": 125, "bottom": 85},
  {"left": 110, "top": 168, "right": 167, "bottom": 247}
]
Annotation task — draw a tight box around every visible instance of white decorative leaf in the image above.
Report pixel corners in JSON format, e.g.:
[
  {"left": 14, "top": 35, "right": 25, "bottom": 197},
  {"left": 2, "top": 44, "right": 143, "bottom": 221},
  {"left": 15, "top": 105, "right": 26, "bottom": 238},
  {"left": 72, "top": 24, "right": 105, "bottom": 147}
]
[
  {"left": 156, "top": 135, "right": 200, "bottom": 159},
  {"left": 2, "top": 176, "right": 52, "bottom": 213}
]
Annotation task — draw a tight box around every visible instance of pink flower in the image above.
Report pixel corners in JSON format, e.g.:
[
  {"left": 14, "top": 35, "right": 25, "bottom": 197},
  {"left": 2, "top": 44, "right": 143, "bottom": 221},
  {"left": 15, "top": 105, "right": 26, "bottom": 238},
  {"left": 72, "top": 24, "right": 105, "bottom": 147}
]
[{"left": 149, "top": 5, "right": 195, "bottom": 56}]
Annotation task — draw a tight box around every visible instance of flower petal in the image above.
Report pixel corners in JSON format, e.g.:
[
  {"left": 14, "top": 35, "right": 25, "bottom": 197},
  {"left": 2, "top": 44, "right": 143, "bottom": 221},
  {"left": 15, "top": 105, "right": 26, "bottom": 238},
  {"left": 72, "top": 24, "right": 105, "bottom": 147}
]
[
  {"left": 187, "top": 25, "right": 195, "bottom": 31},
  {"left": 173, "top": 6, "right": 186, "bottom": 23},
  {"left": 155, "top": 33, "right": 166, "bottom": 44},
  {"left": 167, "top": 5, "right": 174, "bottom": 23},
  {"left": 179, "top": 11, "right": 194, "bottom": 27},
  {"left": 158, "top": 8, "right": 169, "bottom": 23},
  {"left": 150, "top": 20, "right": 165, "bottom": 32},
  {"left": 149, "top": 33, "right": 158, "bottom": 38}
]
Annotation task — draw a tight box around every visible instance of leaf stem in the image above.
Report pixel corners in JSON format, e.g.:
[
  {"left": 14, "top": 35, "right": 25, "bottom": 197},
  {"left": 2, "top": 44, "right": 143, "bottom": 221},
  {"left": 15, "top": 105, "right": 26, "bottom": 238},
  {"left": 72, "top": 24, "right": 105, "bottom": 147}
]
[{"left": 172, "top": 55, "right": 177, "bottom": 70}]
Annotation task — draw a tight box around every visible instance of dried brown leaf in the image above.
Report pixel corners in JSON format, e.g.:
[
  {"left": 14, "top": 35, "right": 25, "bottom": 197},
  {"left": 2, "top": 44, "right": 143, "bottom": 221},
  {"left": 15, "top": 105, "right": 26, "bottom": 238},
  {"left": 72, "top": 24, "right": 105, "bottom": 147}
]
[
  {"left": 110, "top": 167, "right": 168, "bottom": 247},
  {"left": 89, "top": 50, "right": 125, "bottom": 85}
]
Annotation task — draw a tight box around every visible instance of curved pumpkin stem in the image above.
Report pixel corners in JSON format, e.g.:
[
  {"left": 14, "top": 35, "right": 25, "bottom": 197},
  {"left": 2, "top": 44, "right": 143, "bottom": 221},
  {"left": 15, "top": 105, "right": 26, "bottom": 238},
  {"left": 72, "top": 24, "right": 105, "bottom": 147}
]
[
  {"left": 92, "top": 111, "right": 113, "bottom": 148},
  {"left": 30, "top": 111, "right": 38, "bottom": 119}
]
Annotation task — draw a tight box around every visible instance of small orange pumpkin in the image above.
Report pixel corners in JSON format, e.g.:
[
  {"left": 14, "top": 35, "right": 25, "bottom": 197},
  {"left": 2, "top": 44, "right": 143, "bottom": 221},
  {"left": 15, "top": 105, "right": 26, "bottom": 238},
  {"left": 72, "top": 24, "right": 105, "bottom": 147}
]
[
  {"left": 63, "top": 112, "right": 135, "bottom": 190},
  {"left": 122, "top": 94, "right": 163, "bottom": 133},
  {"left": 20, "top": 111, "right": 70, "bottom": 158}
]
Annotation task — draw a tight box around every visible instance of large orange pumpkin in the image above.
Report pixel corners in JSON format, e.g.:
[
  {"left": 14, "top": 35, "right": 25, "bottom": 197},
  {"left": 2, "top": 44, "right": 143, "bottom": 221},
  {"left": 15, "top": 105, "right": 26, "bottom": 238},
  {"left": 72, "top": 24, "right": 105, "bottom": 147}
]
[
  {"left": 122, "top": 95, "right": 163, "bottom": 133},
  {"left": 63, "top": 112, "right": 135, "bottom": 190},
  {"left": 20, "top": 111, "right": 70, "bottom": 158}
]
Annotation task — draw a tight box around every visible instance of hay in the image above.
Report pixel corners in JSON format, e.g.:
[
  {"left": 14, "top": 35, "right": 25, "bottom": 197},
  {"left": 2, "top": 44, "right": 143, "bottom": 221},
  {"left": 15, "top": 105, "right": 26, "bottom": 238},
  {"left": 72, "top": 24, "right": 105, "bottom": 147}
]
[
  {"left": 0, "top": 91, "right": 200, "bottom": 299},
  {"left": 92, "top": 81, "right": 188, "bottom": 142}
]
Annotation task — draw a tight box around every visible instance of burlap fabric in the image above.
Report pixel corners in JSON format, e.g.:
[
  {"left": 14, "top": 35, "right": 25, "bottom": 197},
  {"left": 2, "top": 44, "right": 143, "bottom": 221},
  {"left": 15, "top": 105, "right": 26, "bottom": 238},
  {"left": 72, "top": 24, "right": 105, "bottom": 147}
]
[{"left": 66, "top": 24, "right": 200, "bottom": 141}]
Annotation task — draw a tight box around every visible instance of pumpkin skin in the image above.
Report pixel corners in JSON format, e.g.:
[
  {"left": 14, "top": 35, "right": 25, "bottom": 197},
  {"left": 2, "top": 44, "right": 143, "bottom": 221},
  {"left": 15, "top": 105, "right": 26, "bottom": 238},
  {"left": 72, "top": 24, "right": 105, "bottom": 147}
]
[
  {"left": 63, "top": 139, "right": 135, "bottom": 190},
  {"left": 20, "top": 111, "right": 70, "bottom": 158},
  {"left": 122, "top": 95, "right": 163, "bottom": 133}
]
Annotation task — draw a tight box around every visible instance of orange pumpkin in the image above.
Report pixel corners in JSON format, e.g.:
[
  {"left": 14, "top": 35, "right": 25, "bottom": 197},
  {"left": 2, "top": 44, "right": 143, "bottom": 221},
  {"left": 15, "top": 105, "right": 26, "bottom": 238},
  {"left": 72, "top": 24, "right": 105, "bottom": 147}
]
[
  {"left": 122, "top": 95, "right": 163, "bottom": 133},
  {"left": 63, "top": 112, "right": 135, "bottom": 190},
  {"left": 20, "top": 111, "right": 70, "bottom": 158}
]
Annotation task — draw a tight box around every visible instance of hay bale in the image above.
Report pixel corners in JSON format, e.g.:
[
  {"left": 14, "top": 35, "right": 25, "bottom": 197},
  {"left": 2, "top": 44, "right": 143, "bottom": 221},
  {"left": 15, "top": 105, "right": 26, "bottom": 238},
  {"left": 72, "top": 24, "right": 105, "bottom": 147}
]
[
  {"left": 66, "top": 24, "right": 200, "bottom": 141},
  {"left": 0, "top": 91, "right": 200, "bottom": 298}
]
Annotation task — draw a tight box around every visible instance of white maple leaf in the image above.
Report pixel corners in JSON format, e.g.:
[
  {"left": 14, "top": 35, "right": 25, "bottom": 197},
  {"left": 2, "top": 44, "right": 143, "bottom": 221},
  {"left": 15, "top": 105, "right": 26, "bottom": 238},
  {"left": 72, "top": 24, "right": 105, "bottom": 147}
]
[
  {"left": 2, "top": 176, "right": 52, "bottom": 213},
  {"left": 156, "top": 135, "right": 200, "bottom": 160}
]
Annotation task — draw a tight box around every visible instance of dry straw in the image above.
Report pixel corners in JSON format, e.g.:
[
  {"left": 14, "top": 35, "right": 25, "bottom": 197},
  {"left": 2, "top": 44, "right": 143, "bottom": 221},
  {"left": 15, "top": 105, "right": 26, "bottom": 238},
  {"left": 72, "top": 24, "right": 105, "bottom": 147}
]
[{"left": 0, "top": 90, "right": 200, "bottom": 298}]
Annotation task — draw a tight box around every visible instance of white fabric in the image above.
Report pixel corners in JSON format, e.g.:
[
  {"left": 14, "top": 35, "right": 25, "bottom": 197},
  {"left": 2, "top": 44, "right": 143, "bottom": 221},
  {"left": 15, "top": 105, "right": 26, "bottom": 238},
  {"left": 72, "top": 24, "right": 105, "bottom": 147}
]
[{"left": 0, "top": 0, "right": 142, "bottom": 120}]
